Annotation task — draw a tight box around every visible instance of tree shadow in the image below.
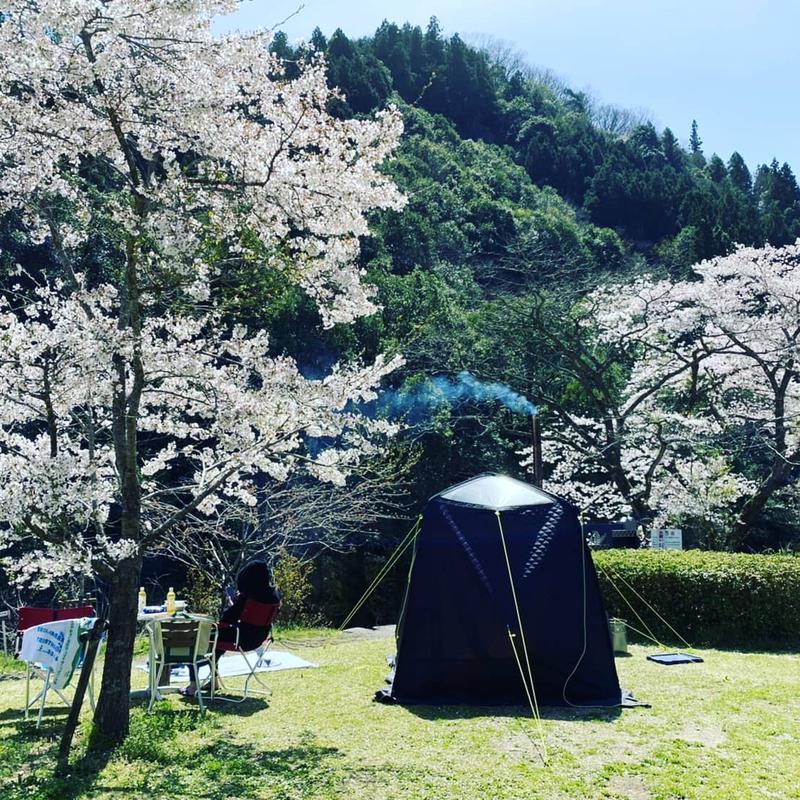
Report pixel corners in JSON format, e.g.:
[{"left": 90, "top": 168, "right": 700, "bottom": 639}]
[
  {"left": 625, "top": 637, "right": 800, "bottom": 655},
  {"left": 1, "top": 705, "right": 341, "bottom": 800},
  {"left": 0, "top": 721, "right": 114, "bottom": 798},
  {"left": 0, "top": 705, "right": 71, "bottom": 727},
  {"left": 55, "top": 740, "right": 340, "bottom": 800},
  {"left": 201, "top": 697, "right": 269, "bottom": 717}
]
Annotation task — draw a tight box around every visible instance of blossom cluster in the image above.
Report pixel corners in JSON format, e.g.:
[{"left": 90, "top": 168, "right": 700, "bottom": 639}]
[
  {"left": 523, "top": 242, "right": 800, "bottom": 539},
  {"left": 0, "top": 2, "right": 406, "bottom": 587},
  {"left": 0, "top": 279, "right": 401, "bottom": 582},
  {"left": 0, "top": 1, "right": 405, "bottom": 326}
]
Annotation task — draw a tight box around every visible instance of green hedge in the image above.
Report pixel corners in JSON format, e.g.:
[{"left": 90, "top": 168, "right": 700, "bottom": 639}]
[{"left": 593, "top": 550, "right": 800, "bottom": 650}]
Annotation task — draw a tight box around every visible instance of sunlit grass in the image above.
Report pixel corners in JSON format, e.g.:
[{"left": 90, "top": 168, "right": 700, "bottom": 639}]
[{"left": 0, "top": 631, "right": 797, "bottom": 799}]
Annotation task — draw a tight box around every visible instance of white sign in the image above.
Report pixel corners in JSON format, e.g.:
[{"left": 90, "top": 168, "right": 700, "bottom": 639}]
[{"left": 651, "top": 528, "right": 683, "bottom": 550}]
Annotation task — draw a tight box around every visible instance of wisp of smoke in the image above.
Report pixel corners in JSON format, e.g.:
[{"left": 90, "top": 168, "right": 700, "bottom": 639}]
[{"left": 378, "top": 371, "right": 536, "bottom": 422}]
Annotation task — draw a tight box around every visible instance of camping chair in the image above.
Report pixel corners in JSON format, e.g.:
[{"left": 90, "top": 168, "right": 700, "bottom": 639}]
[
  {"left": 17, "top": 605, "right": 97, "bottom": 727},
  {"left": 213, "top": 599, "right": 280, "bottom": 703},
  {"left": 15, "top": 605, "right": 96, "bottom": 654},
  {"left": 146, "top": 615, "right": 217, "bottom": 713},
  {"left": 0, "top": 610, "right": 11, "bottom": 655}
]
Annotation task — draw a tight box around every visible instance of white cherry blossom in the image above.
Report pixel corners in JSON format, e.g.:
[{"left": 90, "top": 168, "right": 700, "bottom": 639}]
[
  {"left": 0, "top": 1, "right": 404, "bottom": 739},
  {"left": 526, "top": 242, "right": 800, "bottom": 548}
]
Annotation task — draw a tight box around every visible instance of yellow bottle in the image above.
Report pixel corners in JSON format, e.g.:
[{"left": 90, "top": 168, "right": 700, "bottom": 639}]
[
  {"left": 166, "top": 587, "right": 176, "bottom": 615},
  {"left": 138, "top": 586, "right": 147, "bottom": 611}
]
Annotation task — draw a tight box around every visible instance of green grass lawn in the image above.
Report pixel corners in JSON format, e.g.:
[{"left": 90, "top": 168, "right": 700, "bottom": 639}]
[{"left": 0, "top": 632, "right": 798, "bottom": 800}]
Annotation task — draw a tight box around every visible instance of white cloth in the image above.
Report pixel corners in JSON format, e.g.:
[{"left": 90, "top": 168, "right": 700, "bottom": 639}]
[
  {"left": 136, "top": 649, "right": 318, "bottom": 679},
  {"left": 20, "top": 618, "right": 92, "bottom": 689}
]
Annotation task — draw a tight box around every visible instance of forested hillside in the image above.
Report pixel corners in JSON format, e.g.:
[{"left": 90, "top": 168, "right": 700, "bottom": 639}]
[
  {"left": 3, "top": 16, "right": 799, "bottom": 556},
  {"left": 274, "top": 19, "right": 800, "bottom": 265},
  {"left": 261, "top": 20, "right": 800, "bottom": 550}
]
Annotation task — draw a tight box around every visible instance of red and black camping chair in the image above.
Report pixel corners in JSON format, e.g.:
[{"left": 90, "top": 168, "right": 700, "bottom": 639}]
[
  {"left": 213, "top": 599, "right": 280, "bottom": 702},
  {"left": 15, "top": 605, "right": 96, "bottom": 656},
  {"left": 16, "top": 604, "right": 97, "bottom": 726}
]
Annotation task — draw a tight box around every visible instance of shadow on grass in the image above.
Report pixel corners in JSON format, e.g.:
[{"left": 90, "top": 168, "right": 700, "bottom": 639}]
[
  {"left": 0, "top": 706, "right": 77, "bottom": 731},
  {"left": 0, "top": 704, "right": 341, "bottom": 800},
  {"left": 201, "top": 697, "right": 269, "bottom": 717},
  {"left": 401, "top": 703, "right": 623, "bottom": 723},
  {"left": 128, "top": 692, "right": 270, "bottom": 718},
  {"left": 56, "top": 740, "right": 341, "bottom": 800},
  {"left": 625, "top": 636, "right": 800, "bottom": 655},
  {"left": 0, "top": 717, "right": 114, "bottom": 800}
]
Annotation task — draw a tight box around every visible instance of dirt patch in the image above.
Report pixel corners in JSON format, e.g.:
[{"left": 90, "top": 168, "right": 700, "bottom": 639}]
[
  {"left": 493, "top": 730, "right": 545, "bottom": 764},
  {"left": 680, "top": 724, "right": 725, "bottom": 748},
  {"left": 544, "top": 723, "right": 653, "bottom": 773},
  {"left": 342, "top": 626, "right": 395, "bottom": 641},
  {"left": 607, "top": 775, "right": 652, "bottom": 799}
]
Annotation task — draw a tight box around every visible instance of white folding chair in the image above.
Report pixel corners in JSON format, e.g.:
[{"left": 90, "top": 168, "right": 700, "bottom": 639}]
[{"left": 146, "top": 615, "right": 218, "bottom": 713}]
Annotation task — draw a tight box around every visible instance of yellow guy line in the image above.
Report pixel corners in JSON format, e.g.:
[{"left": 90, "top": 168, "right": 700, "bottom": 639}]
[
  {"left": 337, "top": 515, "right": 422, "bottom": 633},
  {"left": 604, "top": 566, "right": 693, "bottom": 650},
  {"left": 495, "top": 510, "right": 548, "bottom": 765},
  {"left": 623, "top": 621, "right": 665, "bottom": 647},
  {"left": 596, "top": 566, "right": 664, "bottom": 648}
]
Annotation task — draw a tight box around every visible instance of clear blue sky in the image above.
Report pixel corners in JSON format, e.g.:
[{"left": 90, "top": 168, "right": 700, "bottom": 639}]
[{"left": 216, "top": 0, "right": 800, "bottom": 174}]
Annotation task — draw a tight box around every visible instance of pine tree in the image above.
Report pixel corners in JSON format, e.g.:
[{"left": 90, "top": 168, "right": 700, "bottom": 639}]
[
  {"left": 727, "top": 152, "right": 753, "bottom": 194},
  {"left": 661, "top": 128, "right": 685, "bottom": 170},
  {"left": 689, "top": 119, "right": 703, "bottom": 154},
  {"left": 310, "top": 27, "right": 328, "bottom": 52},
  {"left": 707, "top": 154, "right": 727, "bottom": 183}
]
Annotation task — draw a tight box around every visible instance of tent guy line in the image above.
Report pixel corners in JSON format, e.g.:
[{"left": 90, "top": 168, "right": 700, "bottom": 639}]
[{"left": 496, "top": 509, "right": 548, "bottom": 764}]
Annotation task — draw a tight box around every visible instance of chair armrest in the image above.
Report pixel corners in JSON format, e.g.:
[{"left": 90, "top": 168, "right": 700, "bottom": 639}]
[{"left": 215, "top": 620, "right": 241, "bottom": 647}]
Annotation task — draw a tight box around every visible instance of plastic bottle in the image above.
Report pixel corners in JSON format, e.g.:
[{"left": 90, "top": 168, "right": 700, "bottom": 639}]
[
  {"left": 138, "top": 586, "right": 147, "bottom": 612},
  {"left": 166, "top": 587, "right": 176, "bottom": 615}
]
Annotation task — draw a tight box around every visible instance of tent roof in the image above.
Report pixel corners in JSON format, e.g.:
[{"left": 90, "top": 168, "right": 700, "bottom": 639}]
[{"left": 435, "top": 474, "right": 555, "bottom": 510}]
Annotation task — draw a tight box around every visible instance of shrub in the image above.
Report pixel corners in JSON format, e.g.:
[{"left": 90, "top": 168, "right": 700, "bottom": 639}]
[
  {"left": 183, "top": 567, "right": 222, "bottom": 618},
  {"left": 272, "top": 549, "right": 325, "bottom": 627},
  {"left": 593, "top": 550, "right": 800, "bottom": 649}
]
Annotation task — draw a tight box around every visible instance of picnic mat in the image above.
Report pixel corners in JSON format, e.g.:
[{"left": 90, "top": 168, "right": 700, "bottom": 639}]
[{"left": 138, "top": 650, "right": 318, "bottom": 680}]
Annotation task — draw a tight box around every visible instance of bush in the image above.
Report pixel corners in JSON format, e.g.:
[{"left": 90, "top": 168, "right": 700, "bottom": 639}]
[
  {"left": 183, "top": 566, "right": 222, "bottom": 618},
  {"left": 593, "top": 550, "right": 800, "bottom": 649},
  {"left": 272, "top": 549, "right": 325, "bottom": 627}
]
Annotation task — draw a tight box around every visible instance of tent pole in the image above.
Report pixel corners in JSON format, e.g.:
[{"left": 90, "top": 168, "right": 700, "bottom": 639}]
[{"left": 531, "top": 415, "right": 543, "bottom": 486}]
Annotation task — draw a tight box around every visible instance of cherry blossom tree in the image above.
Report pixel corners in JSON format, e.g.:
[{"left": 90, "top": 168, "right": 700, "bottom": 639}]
[
  {"left": 523, "top": 243, "right": 800, "bottom": 549},
  {"left": 157, "top": 452, "right": 415, "bottom": 613},
  {"left": 517, "top": 279, "right": 706, "bottom": 528},
  {"left": 677, "top": 242, "right": 800, "bottom": 544},
  {"left": 0, "top": 1, "right": 404, "bottom": 741}
]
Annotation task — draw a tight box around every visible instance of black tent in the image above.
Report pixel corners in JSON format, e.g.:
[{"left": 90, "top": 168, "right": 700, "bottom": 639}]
[{"left": 381, "top": 474, "right": 624, "bottom": 707}]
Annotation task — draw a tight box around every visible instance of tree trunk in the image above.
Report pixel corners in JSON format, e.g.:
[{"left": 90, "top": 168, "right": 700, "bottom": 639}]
[
  {"left": 733, "top": 483, "right": 777, "bottom": 548},
  {"left": 732, "top": 455, "right": 790, "bottom": 548},
  {"left": 92, "top": 553, "right": 142, "bottom": 745},
  {"left": 607, "top": 456, "right": 653, "bottom": 535}
]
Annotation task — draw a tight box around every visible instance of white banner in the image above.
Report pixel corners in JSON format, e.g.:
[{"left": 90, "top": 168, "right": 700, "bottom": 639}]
[{"left": 20, "top": 618, "right": 92, "bottom": 689}]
